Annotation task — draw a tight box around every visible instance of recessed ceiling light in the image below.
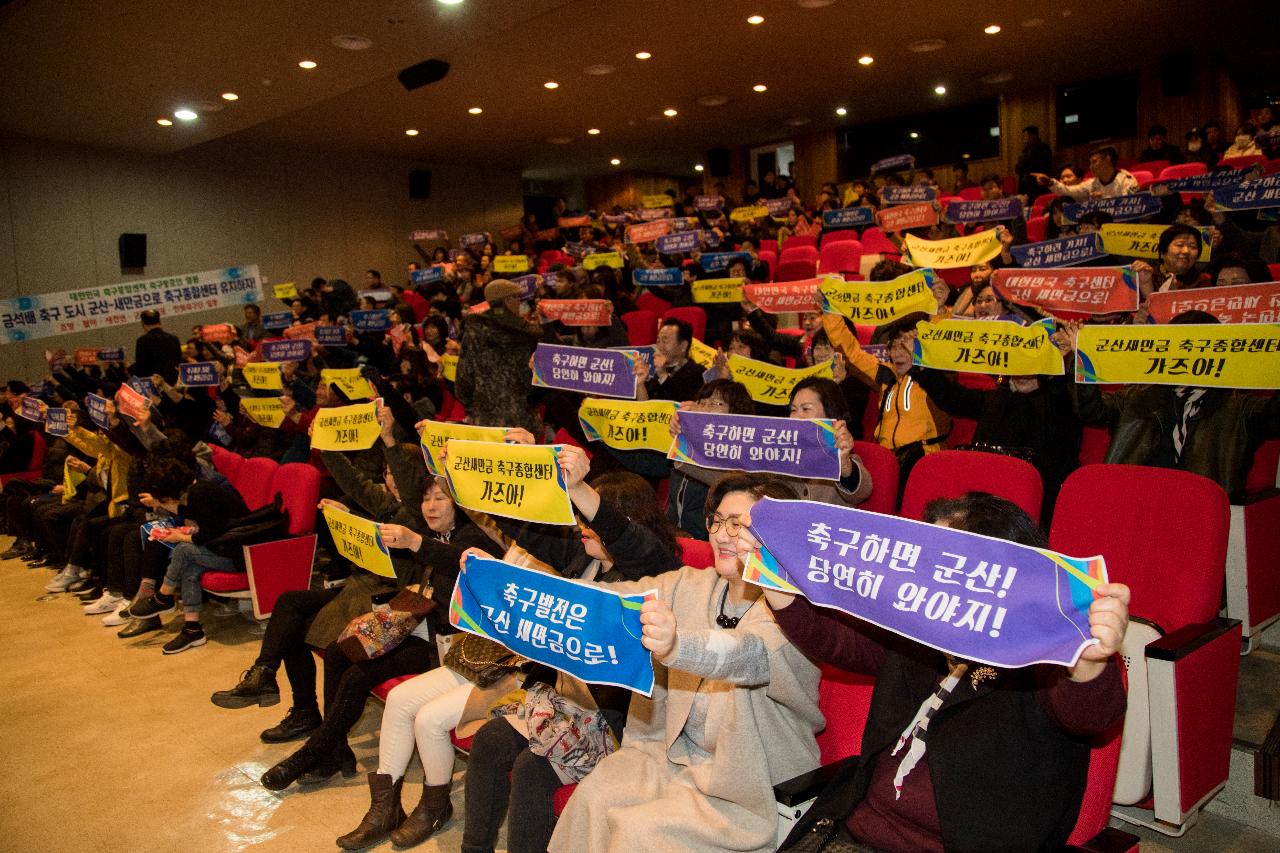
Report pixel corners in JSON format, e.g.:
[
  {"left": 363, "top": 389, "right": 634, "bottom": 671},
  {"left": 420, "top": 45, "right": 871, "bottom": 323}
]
[
  {"left": 797, "top": 0, "right": 835, "bottom": 7},
  {"left": 174, "top": 109, "right": 198, "bottom": 121},
  {"left": 835, "top": 107, "right": 848, "bottom": 116},
  {"left": 156, "top": 118, "right": 173, "bottom": 126},
  {"left": 934, "top": 85, "right": 947, "bottom": 95},
  {"left": 221, "top": 92, "right": 239, "bottom": 101},
  {"left": 857, "top": 55, "right": 874, "bottom": 66},
  {"left": 696, "top": 94, "right": 729, "bottom": 107},
  {"left": 747, "top": 15, "right": 764, "bottom": 25},
  {"left": 962, "top": 153, "right": 971, "bottom": 159},
  {"left": 331, "top": 34, "right": 372, "bottom": 50},
  {"left": 635, "top": 51, "right": 651, "bottom": 60},
  {"left": 584, "top": 64, "right": 615, "bottom": 75},
  {"left": 437, "top": 0, "right": 465, "bottom": 5},
  {"left": 544, "top": 81, "right": 559, "bottom": 89},
  {"left": 1021, "top": 18, "right": 1044, "bottom": 27},
  {"left": 694, "top": 164, "right": 704, "bottom": 172},
  {"left": 610, "top": 158, "right": 621, "bottom": 166},
  {"left": 298, "top": 60, "right": 317, "bottom": 69},
  {"left": 909, "top": 131, "right": 920, "bottom": 139},
  {"left": 405, "top": 128, "right": 419, "bottom": 136},
  {"left": 467, "top": 106, "right": 483, "bottom": 114},
  {"left": 984, "top": 24, "right": 1001, "bottom": 34},
  {"left": 663, "top": 108, "right": 678, "bottom": 117},
  {"left": 907, "top": 39, "right": 946, "bottom": 53},
  {"left": 547, "top": 136, "right": 573, "bottom": 144},
  {"left": 752, "top": 83, "right": 768, "bottom": 92},
  {"left": 587, "top": 127, "right": 601, "bottom": 135}
]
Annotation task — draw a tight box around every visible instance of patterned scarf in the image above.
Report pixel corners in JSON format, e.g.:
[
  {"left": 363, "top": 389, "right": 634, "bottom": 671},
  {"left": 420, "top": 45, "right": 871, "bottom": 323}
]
[
  {"left": 1172, "top": 387, "right": 1206, "bottom": 463},
  {"left": 890, "top": 660, "right": 968, "bottom": 799}
]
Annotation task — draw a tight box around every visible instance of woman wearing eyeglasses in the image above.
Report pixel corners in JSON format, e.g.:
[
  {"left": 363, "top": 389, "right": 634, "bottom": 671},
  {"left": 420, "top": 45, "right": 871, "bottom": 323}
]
[{"left": 549, "top": 472, "right": 824, "bottom": 853}]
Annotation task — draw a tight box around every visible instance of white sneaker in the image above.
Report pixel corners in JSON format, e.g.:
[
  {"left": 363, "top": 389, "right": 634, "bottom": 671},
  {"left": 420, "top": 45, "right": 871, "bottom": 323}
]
[
  {"left": 84, "top": 592, "right": 125, "bottom": 615},
  {"left": 102, "top": 601, "right": 130, "bottom": 627},
  {"left": 45, "top": 566, "right": 80, "bottom": 593}
]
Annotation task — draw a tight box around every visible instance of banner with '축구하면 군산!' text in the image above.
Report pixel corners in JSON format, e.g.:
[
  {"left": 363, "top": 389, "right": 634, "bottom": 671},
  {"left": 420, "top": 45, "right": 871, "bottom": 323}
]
[{"left": 670, "top": 410, "right": 840, "bottom": 480}]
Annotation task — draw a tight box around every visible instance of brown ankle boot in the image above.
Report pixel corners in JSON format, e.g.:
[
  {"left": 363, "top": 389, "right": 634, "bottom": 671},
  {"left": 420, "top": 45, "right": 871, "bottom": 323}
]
[
  {"left": 390, "top": 781, "right": 453, "bottom": 847},
  {"left": 336, "top": 772, "right": 406, "bottom": 850}
]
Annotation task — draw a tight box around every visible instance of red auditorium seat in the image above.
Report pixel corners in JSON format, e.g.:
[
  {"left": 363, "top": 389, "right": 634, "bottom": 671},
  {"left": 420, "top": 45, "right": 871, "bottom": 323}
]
[
  {"left": 1050, "top": 465, "right": 1238, "bottom": 837},
  {"left": 778, "top": 245, "right": 819, "bottom": 266},
  {"left": 635, "top": 290, "right": 672, "bottom": 316},
  {"left": 661, "top": 306, "right": 707, "bottom": 343},
  {"left": 1157, "top": 162, "right": 1206, "bottom": 180},
  {"left": 1267, "top": 262, "right": 1280, "bottom": 281},
  {"left": 1026, "top": 214, "right": 1049, "bottom": 242},
  {"left": 818, "top": 240, "right": 863, "bottom": 276},
  {"left": 781, "top": 234, "right": 818, "bottom": 252},
  {"left": 1224, "top": 437, "right": 1280, "bottom": 654},
  {"left": 1132, "top": 160, "right": 1169, "bottom": 177},
  {"left": 957, "top": 186, "right": 983, "bottom": 201},
  {"left": 1031, "top": 192, "right": 1058, "bottom": 216},
  {"left": 209, "top": 445, "right": 245, "bottom": 483},
  {"left": 759, "top": 238, "right": 779, "bottom": 254},
  {"left": 1078, "top": 425, "right": 1111, "bottom": 466},
  {"left": 1130, "top": 170, "right": 1155, "bottom": 190},
  {"left": 773, "top": 260, "right": 818, "bottom": 282},
  {"left": 0, "top": 431, "right": 45, "bottom": 486},
  {"left": 1264, "top": 158, "right": 1280, "bottom": 175},
  {"left": 620, "top": 309, "right": 658, "bottom": 345},
  {"left": 852, "top": 440, "right": 899, "bottom": 515},
  {"left": 898, "top": 449, "right": 1043, "bottom": 522},
  {"left": 820, "top": 229, "right": 860, "bottom": 246},
  {"left": 755, "top": 250, "right": 776, "bottom": 281}
]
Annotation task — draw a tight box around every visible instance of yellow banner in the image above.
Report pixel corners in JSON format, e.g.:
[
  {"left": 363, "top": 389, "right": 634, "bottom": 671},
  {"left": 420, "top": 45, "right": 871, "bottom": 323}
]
[
  {"left": 1075, "top": 323, "right": 1280, "bottom": 389},
  {"left": 63, "top": 464, "right": 86, "bottom": 500},
  {"left": 444, "top": 440, "right": 574, "bottom": 525},
  {"left": 440, "top": 354, "right": 458, "bottom": 383},
  {"left": 273, "top": 281, "right": 297, "bottom": 300},
  {"left": 1099, "top": 224, "right": 1212, "bottom": 262},
  {"left": 420, "top": 421, "right": 507, "bottom": 475},
  {"left": 494, "top": 255, "right": 530, "bottom": 274},
  {"left": 642, "top": 194, "right": 673, "bottom": 209},
  {"left": 689, "top": 338, "right": 717, "bottom": 369},
  {"left": 243, "top": 362, "right": 282, "bottom": 390},
  {"left": 820, "top": 270, "right": 938, "bottom": 324},
  {"left": 730, "top": 205, "right": 770, "bottom": 222},
  {"left": 321, "top": 368, "right": 376, "bottom": 401},
  {"left": 577, "top": 398, "right": 678, "bottom": 453},
  {"left": 310, "top": 402, "right": 381, "bottom": 451},
  {"left": 583, "top": 251, "right": 624, "bottom": 270},
  {"left": 913, "top": 319, "right": 1065, "bottom": 376},
  {"left": 323, "top": 506, "right": 395, "bottom": 578},
  {"left": 692, "top": 277, "right": 745, "bottom": 304},
  {"left": 904, "top": 230, "right": 1002, "bottom": 268},
  {"left": 240, "top": 396, "right": 285, "bottom": 428},
  {"left": 728, "top": 355, "right": 834, "bottom": 404}
]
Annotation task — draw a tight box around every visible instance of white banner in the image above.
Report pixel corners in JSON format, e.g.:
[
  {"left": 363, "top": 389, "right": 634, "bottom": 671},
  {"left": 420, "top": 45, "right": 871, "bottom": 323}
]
[{"left": 0, "top": 265, "right": 263, "bottom": 344}]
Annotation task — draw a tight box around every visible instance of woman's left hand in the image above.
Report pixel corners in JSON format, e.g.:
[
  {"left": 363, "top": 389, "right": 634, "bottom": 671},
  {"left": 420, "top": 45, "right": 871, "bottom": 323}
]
[
  {"left": 1070, "top": 582, "right": 1130, "bottom": 682},
  {"left": 833, "top": 419, "right": 856, "bottom": 477},
  {"left": 639, "top": 597, "right": 679, "bottom": 661},
  {"left": 379, "top": 523, "right": 422, "bottom": 553}
]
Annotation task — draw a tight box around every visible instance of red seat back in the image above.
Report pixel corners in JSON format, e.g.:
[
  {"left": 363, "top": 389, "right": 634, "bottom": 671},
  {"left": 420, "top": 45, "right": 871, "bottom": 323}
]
[
  {"left": 1133, "top": 160, "right": 1169, "bottom": 177},
  {"left": 233, "top": 457, "right": 280, "bottom": 510},
  {"left": 678, "top": 537, "right": 714, "bottom": 569},
  {"left": 661, "top": 306, "right": 707, "bottom": 343},
  {"left": 821, "top": 229, "right": 860, "bottom": 246},
  {"left": 1031, "top": 192, "right": 1058, "bottom": 216},
  {"left": 759, "top": 238, "right": 779, "bottom": 254},
  {"left": 853, "top": 440, "right": 899, "bottom": 515},
  {"left": 899, "top": 449, "right": 1043, "bottom": 522},
  {"left": 1264, "top": 158, "right": 1280, "bottom": 175},
  {"left": 270, "top": 462, "right": 320, "bottom": 535},
  {"left": 1267, "top": 263, "right": 1280, "bottom": 282},
  {"left": 818, "top": 240, "right": 864, "bottom": 275},
  {"left": 816, "top": 664, "right": 875, "bottom": 764},
  {"left": 635, "top": 290, "right": 673, "bottom": 315},
  {"left": 620, "top": 310, "right": 659, "bottom": 345},
  {"left": 756, "top": 250, "right": 777, "bottom": 281},
  {"left": 779, "top": 245, "right": 819, "bottom": 266},
  {"left": 1219, "top": 154, "right": 1266, "bottom": 169},
  {"left": 1158, "top": 162, "right": 1206, "bottom": 180},
  {"left": 956, "top": 186, "right": 983, "bottom": 201},
  {"left": 774, "top": 259, "right": 819, "bottom": 282},
  {"left": 1026, "top": 214, "right": 1049, "bottom": 243},
  {"left": 209, "top": 445, "right": 245, "bottom": 482},
  {"left": 1246, "top": 437, "right": 1280, "bottom": 493},
  {"left": 937, "top": 265, "right": 970, "bottom": 286},
  {"left": 26, "top": 431, "right": 46, "bottom": 472},
  {"left": 1049, "top": 465, "right": 1229, "bottom": 629},
  {"left": 781, "top": 234, "right": 818, "bottom": 252},
  {"left": 1066, "top": 687, "right": 1127, "bottom": 845},
  {"left": 1078, "top": 425, "right": 1111, "bottom": 466},
  {"left": 1130, "top": 170, "right": 1155, "bottom": 189}
]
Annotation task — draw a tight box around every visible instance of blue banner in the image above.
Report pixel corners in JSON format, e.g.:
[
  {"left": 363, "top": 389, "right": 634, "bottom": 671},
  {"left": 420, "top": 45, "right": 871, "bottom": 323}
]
[
  {"left": 352, "top": 310, "right": 392, "bottom": 332},
  {"left": 44, "top": 407, "right": 69, "bottom": 436},
  {"left": 178, "top": 361, "right": 219, "bottom": 387},
  {"left": 1009, "top": 233, "right": 1106, "bottom": 268},
  {"left": 741, "top": 498, "right": 1108, "bottom": 668},
  {"left": 127, "top": 377, "right": 156, "bottom": 397},
  {"left": 207, "top": 420, "right": 232, "bottom": 447},
  {"left": 945, "top": 197, "right": 1024, "bottom": 224},
  {"left": 765, "top": 197, "right": 795, "bottom": 217},
  {"left": 699, "top": 252, "right": 752, "bottom": 273},
  {"left": 882, "top": 185, "right": 937, "bottom": 204},
  {"left": 141, "top": 518, "right": 180, "bottom": 550},
  {"left": 656, "top": 231, "right": 700, "bottom": 254},
  {"left": 702, "top": 229, "right": 722, "bottom": 248},
  {"left": 531, "top": 343, "right": 638, "bottom": 399},
  {"left": 261, "top": 339, "right": 312, "bottom": 362},
  {"left": 411, "top": 266, "right": 445, "bottom": 285},
  {"left": 670, "top": 410, "right": 840, "bottom": 480},
  {"left": 822, "top": 207, "right": 875, "bottom": 229},
  {"left": 18, "top": 397, "right": 44, "bottom": 423},
  {"left": 316, "top": 325, "right": 348, "bottom": 347},
  {"left": 96, "top": 347, "right": 125, "bottom": 362},
  {"left": 1064, "top": 192, "right": 1162, "bottom": 223},
  {"left": 450, "top": 554, "right": 656, "bottom": 695},
  {"left": 262, "top": 311, "right": 292, "bottom": 330},
  {"left": 85, "top": 393, "right": 109, "bottom": 429},
  {"left": 633, "top": 267, "right": 684, "bottom": 287},
  {"left": 1155, "top": 167, "right": 1252, "bottom": 194},
  {"left": 872, "top": 154, "right": 915, "bottom": 173},
  {"left": 1217, "top": 174, "right": 1280, "bottom": 211},
  {"left": 510, "top": 275, "right": 541, "bottom": 300}
]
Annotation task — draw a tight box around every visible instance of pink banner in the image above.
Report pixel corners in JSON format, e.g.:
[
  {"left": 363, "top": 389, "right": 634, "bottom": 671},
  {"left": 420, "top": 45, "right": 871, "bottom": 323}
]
[
  {"left": 743, "top": 279, "right": 824, "bottom": 313},
  {"left": 558, "top": 216, "right": 592, "bottom": 228},
  {"left": 537, "top": 299, "right": 613, "bottom": 326},
  {"left": 626, "top": 220, "right": 673, "bottom": 244},
  {"left": 991, "top": 267, "right": 1139, "bottom": 316},
  {"left": 876, "top": 202, "right": 939, "bottom": 233},
  {"left": 534, "top": 228, "right": 560, "bottom": 241},
  {"left": 1148, "top": 281, "right": 1280, "bottom": 324},
  {"left": 114, "top": 384, "right": 149, "bottom": 421},
  {"left": 200, "top": 324, "right": 235, "bottom": 343},
  {"left": 283, "top": 321, "right": 318, "bottom": 341}
]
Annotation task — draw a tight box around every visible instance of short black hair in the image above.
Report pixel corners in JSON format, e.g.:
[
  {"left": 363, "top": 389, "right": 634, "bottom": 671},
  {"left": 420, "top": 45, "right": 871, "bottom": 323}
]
[
  {"left": 366, "top": 269, "right": 381, "bottom": 279},
  {"left": 790, "top": 376, "right": 850, "bottom": 421},
  {"left": 1090, "top": 146, "right": 1119, "bottom": 165},
  {"left": 140, "top": 309, "right": 161, "bottom": 325},
  {"left": 1157, "top": 223, "right": 1204, "bottom": 259},
  {"left": 1170, "top": 309, "right": 1219, "bottom": 325},
  {"left": 694, "top": 379, "right": 754, "bottom": 414},
  {"left": 142, "top": 457, "right": 196, "bottom": 502},
  {"left": 924, "top": 492, "right": 1047, "bottom": 548},
  {"left": 660, "top": 317, "right": 693, "bottom": 347},
  {"left": 1023, "top": 125, "right": 1040, "bottom": 136},
  {"left": 1148, "top": 125, "right": 1168, "bottom": 137}
]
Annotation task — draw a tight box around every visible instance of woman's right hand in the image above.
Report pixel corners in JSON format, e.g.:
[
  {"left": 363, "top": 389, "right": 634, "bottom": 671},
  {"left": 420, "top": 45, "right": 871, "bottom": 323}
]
[
  {"left": 557, "top": 444, "right": 591, "bottom": 490},
  {"left": 457, "top": 546, "right": 490, "bottom": 572},
  {"left": 318, "top": 498, "right": 349, "bottom": 514},
  {"left": 504, "top": 427, "right": 536, "bottom": 445}
]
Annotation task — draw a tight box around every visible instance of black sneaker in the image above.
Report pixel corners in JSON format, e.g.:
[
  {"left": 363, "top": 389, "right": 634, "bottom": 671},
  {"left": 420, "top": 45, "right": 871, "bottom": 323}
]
[
  {"left": 130, "top": 594, "right": 176, "bottom": 620},
  {"left": 162, "top": 625, "right": 207, "bottom": 655},
  {"left": 75, "top": 585, "right": 102, "bottom": 602},
  {"left": 260, "top": 706, "right": 322, "bottom": 743},
  {"left": 211, "top": 665, "right": 281, "bottom": 709},
  {"left": 117, "top": 616, "right": 162, "bottom": 639}
]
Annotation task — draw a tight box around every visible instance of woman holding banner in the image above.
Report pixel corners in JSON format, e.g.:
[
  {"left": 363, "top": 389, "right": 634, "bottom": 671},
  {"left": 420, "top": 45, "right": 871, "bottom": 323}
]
[{"left": 549, "top": 473, "right": 824, "bottom": 853}]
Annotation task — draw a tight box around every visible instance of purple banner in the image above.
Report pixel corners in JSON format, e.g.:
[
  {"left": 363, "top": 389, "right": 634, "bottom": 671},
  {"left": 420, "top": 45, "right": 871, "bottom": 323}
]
[
  {"left": 511, "top": 274, "right": 541, "bottom": 300},
  {"left": 45, "top": 407, "right": 69, "bottom": 436},
  {"left": 459, "top": 232, "right": 490, "bottom": 248},
  {"left": 18, "top": 397, "right": 44, "bottom": 423},
  {"left": 1217, "top": 174, "right": 1280, "bottom": 211},
  {"left": 262, "top": 311, "right": 292, "bottom": 330},
  {"left": 261, "top": 338, "right": 313, "bottom": 362},
  {"left": 1064, "top": 192, "right": 1162, "bottom": 223},
  {"left": 702, "top": 229, "right": 722, "bottom": 248},
  {"left": 410, "top": 229, "right": 448, "bottom": 242},
  {"left": 96, "top": 347, "right": 125, "bottom": 362},
  {"left": 178, "top": 361, "right": 219, "bottom": 386},
  {"left": 694, "top": 195, "right": 724, "bottom": 211},
  {"left": 636, "top": 208, "right": 672, "bottom": 221},
  {"left": 765, "top": 197, "right": 794, "bottom": 216},
  {"left": 351, "top": 310, "right": 391, "bottom": 333},
  {"left": 882, "top": 185, "right": 937, "bottom": 204},
  {"left": 531, "top": 344, "right": 638, "bottom": 399},
  {"left": 945, "top": 197, "right": 1024, "bottom": 224},
  {"left": 411, "top": 266, "right": 445, "bottom": 285},
  {"left": 668, "top": 410, "right": 840, "bottom": 480},
  {"left": 822, "top": 207, "right": 875, "bottom": 229},
  {"left": 656, "top": 231, "right": 700, "bottom": 254},
  {"left": 743, "top": 498, "right": 1108, "bottom": 668},
  {"left": 633, "top": 267, "right": 684, "bottom": 287},
  {"left": 872, "top": 154, "right": 915, "bottom": 172},
  {"left": 316, "top": 325, "right": 348, "bottom": 347},
  {"left": 85, "top": 393, "right": 109, "bottom": 429},
  {"left": 1009, "top": 233, "right": 1106, "bottom": 268}
]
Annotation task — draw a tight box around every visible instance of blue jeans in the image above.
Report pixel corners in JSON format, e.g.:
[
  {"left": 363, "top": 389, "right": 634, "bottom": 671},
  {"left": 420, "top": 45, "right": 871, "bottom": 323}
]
[{"left": 163, "top": 542, "right": 236, "bottom": 613}]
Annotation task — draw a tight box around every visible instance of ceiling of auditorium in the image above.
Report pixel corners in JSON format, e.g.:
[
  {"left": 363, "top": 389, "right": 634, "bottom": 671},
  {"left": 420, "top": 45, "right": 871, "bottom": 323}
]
[{"left": 1, "top": 0, "right": 1273, "bottom": 180}]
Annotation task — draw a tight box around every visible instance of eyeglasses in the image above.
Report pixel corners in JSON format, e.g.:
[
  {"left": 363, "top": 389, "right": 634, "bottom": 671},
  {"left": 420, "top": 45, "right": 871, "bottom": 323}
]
[{"left": 706, "top": 515, "right": 744, "bottom": 536}]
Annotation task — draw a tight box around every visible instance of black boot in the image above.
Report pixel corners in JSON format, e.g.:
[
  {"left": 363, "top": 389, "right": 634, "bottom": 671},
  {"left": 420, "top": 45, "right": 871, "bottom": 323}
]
[
  {"left": 299, "top": 742, "right": 358, "bottom": 785},
  {"left": 260, "top": 743, "right": 323, "bottom": 791},
  {"left": 1, "top": 540, "right": 32, "bottom": 559},
  {"left": 337, "top": 773, "right": 406, "bottom": 850},
  {"left": 390, "top": 781, "right": 453, "bottom": 847},
  {"left": 259, "top": 706, "right": 321, "bottom": 743},
  {"left": 211, "top": 664, "right": 281, "bottom": 709}
]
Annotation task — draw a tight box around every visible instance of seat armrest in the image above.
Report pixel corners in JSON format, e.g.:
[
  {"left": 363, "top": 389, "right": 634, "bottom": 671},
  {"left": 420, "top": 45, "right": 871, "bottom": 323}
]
[
  {"left": 1068, "top": 826, "right": 1140, "bottom": 853},
  {"left": 1146, "top": 618, "right": 1240, "bottom": 661},
  {"left": 1233, "top": 486, "right": 1280, "bottom": 507},
  {"left": 774, "top": 755, "right": 859, "bottom": 806}
]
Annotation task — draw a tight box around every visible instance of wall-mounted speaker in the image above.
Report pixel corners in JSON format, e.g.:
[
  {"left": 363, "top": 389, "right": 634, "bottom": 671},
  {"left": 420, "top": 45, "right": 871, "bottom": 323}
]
[
  {"left": 1159, "top": 54, "right": 1195, "bottom": 98},
  {"left": 707, "top": 148, "right": 731, "bottom": 178},
  {"left": 397, "top": 59, "right": 451, "bottom": 92},
  {"left": 409, "top": 170, "right": 433, "bottom": 200},
  {"left": 118, "top": 233, "right": 147, "bottom": 270}
]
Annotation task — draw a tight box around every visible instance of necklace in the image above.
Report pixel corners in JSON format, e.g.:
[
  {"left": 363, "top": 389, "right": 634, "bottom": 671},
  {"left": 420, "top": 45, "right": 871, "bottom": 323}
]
[{"left": 715, "top": 584, "right": 740, "bottom": 629}]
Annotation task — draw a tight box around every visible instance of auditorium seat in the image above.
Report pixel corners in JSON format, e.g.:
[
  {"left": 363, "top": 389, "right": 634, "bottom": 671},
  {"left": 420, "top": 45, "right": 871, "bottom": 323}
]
[
  {"left": 1130, "top": 170, "right": 1155, "bottom": 190},
  {"left": 957, "top": 186, "right": 983, "bottom": 201},
  {"left": 1031, "top": 192, "right": 1058, "bottom": 217},
  {"left": 661, "top": 306, "right": 707, "bottom": 343},
  {"left": 898, "top": 449, "right": 1043, "bottom": 521},
  {"left": 1132, "top": 160, "right": 1169, "bottom": 177},
  {"left": 759, "top": 238, "right": 779, "bottom": 254},
  {"left": 620, "top": 309, "right": 658, "bottom": 345},
  {"left": 0, "top": 431, "right": 45, "bottom": 486},
  {"left": 635, "top": 290, "right": 673, "bottom": 316},
  {"left": 1224, "top": 438, "right": 1280, "bottom": 654},
  {"left": 818, "top": 240, "right": 863, "bottom": 276},
  {"left": 1218, "top": 154, "right": 1266, "bottom": 170},
  {"left": 1026, "top": 214, "right": 1049, "bottom": 242},
  {"left": 781, "top": 234, "right": 818, "bottom": 252},
  {"left": 852, "top": 440, "right": 898, "bottom": 515},
  {"left": 209, "top": 444, "right": 244, "bottom": 483},
  {"left": 779, "top": 245, "right": 819, "bottom": 266},
  {"left": 773, "top": 259, "right": 819, "bottom": 282},
  {"left": 820, "top": 229, "right": 859, "bottom": 246},
  {"left": 1078, "top": 425, "right": 1111, "bottom": 466},
  {"left": 755, "top": 249, "right": 776, "bottom": 281},
  {"left": 1157, "top": 162, "right": 1206, "bottom": 180}
]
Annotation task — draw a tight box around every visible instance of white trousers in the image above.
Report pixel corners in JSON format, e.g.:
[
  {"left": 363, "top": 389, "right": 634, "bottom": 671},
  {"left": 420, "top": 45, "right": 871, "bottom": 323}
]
[{"left": 376, "top": 665, "right": 473, "bottom": 784}]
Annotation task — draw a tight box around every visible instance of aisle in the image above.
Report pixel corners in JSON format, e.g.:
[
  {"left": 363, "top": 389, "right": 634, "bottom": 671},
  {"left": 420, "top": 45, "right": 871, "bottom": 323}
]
[{"left": 0, "top": 540, "right": 472, "bottom": 852}]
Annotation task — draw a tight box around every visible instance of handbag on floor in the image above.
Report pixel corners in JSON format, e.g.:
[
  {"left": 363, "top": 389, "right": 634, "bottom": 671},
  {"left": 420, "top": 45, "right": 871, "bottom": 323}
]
[{"left": 335, "top": 585, "right": 435, "bottom": 662}]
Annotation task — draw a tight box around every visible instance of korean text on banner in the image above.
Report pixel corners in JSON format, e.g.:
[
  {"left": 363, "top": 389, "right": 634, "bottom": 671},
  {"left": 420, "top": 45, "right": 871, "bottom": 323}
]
[
  {"left": 283, "top": 321, "right": 318, "bottom": 341},
  {"left": 903, "top": 230, "right": 1003, "bottom": 269},
  {"left": 494, "top": 255, "right": 530, "bottom": 274},
  {"left": 741, "top": 498, "right": 1107, "bottom": 668},
  {"left": 633, "top": 267, "right": 684, "bottom": 287},
  {"left": 1074, "top": 323, "right": 1280, "bottom": 389},
  {"left": 201, "top": 324, "right": 236, "bottom": 344},
  {"left": 323, "top": 506, "right": 395, "bottom": 579},
  {"left": 261, "top": 338, "right": 312, "bottom": 362},
  {"left": 670, "top": 410, "right": 840, "bottom": 480},
  {"left": 872, "top": 154, "right": 915, "bottom": 173},
  {"left": 1009, "top": 233, "right": 1106, "bottom": 268},
  {"left": 316, "top": 325, "right": 347, "bottom": 347},
  {"left": 86, "top": 393, "right": 110, "bottom": 429},
  {"left": 699, "top": 252, "right": 752, "bottom": 273},
  {"left": 578, "top": 398, "right": 677, "bottom": 453},
  {"left": 691, "top": 278, "right": 745, "bottom": 304},
  {"left": 420, "top": 422, "right": 507, "bottom": 475},
  {"left": 531, "top": 344, "right": 638, "bottom": 400},
  {"left": 450, "top": 555, "right": 656, "bottom": 695},
  {"left": 656, "top": 231, "right": 700, "bottom": 254},
  {"left": 440, "top": 354, "right": 458, "bottom": 383},
  {"left": 582, "top": 251, "right": 625, "bottom": 270},
  {"left": 688, "top": 338, "right": 717, "bottom": 369},
  {"left": 537, "top": 300, "right": 613, "bottom": 326},
  {"left": 262, "top": 311, "right": 292, "bottom": 330},
  {"left": 626, "top": 221, "right": 672, "bottom": 245},
  {"left": 1147, "top": 281, "right": 1280, "bottom": 324},
  {"left": 352, "top": 310, "right": 392, "bottom": 333},
  {"left": 882, "top": 185, "right": 937, "bottom": 204},
  {"left": 945, "top": 197, "right": 1025, "bottom": 224},
  {"left": 18, "top": 397, "right": 44, "bottom": 423},
  {"left": 1100, "top": 224, "right": 1211, "bottom": 262},
  {"left": 991, "top": 267, "right": 1139, "bottom": 316},
  {"left": 310, "top": 402, "right": 381, "bottom": 451},
  {"left": 744, "top": 279, "right": 823, "bottom": 314},
  {"left": 1215, "top": 174, "right": 1280, "bottom": 211},
  {"left": 822, "top": 207, "right": 875, "bottom": 229},
  {"left": 321, "top": 368, "right": 376, "bottom": 400},
  {"left": 728, "top": 354, "right": 834, "bottom": 405},
  {"left": 730, "top": 205, "right": 770, "bottom": 222},
  {"left": 876, "top": 202, "right": 939, "bottom": 233},
  {"left": 44, "top": 407, "right": 69, "bottom": 437},
  {"left": 114, "top": 383, "right": 150, "bottom": 421},
  {"left": 412, "top": 266, "right": 445, "bottom": 286},
  {"left": 243, "top": 362, "right": 282, "bottom": 391},
  {"left": 642, "top": 194, "right": 673, "bottom": 209},
  {"left": 178, "top": 362, "right": 219, "bottom": 387},
  {"left": 0, "top": 265, "right": 261, "bottom": 345},
  {"left": 1063, "top": 192, "right": 1162, "bottom": 223},
  {"left": 820, "top": 269, "right": 938, "bottom": 324},
  {"left": 410, "top": 229, "right": 448, "bottom": 242},
  {"left": 444, "top": 440, "right": 574, "bottom": 525},
  {"left": 273, "top": 281, "right": 298, "bottom": 300},
  {"left": 239, "top": 396, "right": 286, "bottom": 428},
  {"left": 913, "top": 318, "right": 1065, "bottom": 376}
]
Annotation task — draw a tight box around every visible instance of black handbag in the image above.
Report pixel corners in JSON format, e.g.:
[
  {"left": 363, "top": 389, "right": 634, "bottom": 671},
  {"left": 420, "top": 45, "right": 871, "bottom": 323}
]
[{"left": 783, "top": 817, "right": 862, "bottom": 853}]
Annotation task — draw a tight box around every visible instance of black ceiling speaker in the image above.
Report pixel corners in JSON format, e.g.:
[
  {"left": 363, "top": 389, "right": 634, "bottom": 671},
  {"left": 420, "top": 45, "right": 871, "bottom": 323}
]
[
  {"left": 409, "top": 170, "right": 432, "bottom": 200},
  {"left": 707, "top": 148, "right": 732, "bottom": 178},
  {"left": 397, "top": 59, "right": 451, "bottom": 92},
  {"left": 118, "top": 233, "right": 146, "bottom": 270}
]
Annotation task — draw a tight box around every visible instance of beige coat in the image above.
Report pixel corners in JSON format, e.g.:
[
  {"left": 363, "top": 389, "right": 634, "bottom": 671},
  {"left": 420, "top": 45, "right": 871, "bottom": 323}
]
[{"left": 550, "top": 566, "right": 823, "bottom": 853}]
